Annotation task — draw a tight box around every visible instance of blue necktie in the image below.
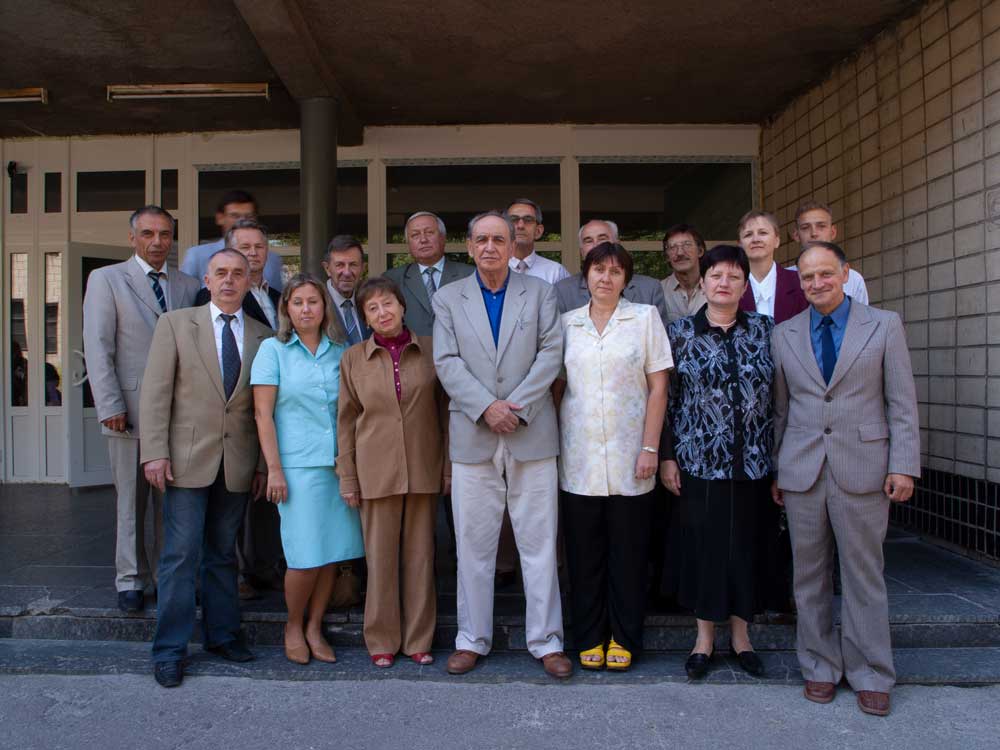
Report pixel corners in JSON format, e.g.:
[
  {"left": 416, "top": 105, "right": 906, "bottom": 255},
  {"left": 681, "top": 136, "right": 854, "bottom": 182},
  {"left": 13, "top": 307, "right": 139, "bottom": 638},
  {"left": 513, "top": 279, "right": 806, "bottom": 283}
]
[
  {"left": 820, "top": 316, "right": 836, "bottom": 384},
  {"left": 220, "top": 314, "right": 241, "bottom": 399},
  {"left": 342, "top": 300, "right": 361, "bottom": 345},
  {"left": 148, "top": 271, "right": 167, "bottom": 313}
]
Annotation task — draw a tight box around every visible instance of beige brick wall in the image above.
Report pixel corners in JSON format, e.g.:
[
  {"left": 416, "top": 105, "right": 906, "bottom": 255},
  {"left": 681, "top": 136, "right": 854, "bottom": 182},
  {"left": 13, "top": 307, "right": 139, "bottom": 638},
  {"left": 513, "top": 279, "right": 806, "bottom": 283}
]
[{"left": 761, "top": 0, "right": 1000, "bottom": 481}]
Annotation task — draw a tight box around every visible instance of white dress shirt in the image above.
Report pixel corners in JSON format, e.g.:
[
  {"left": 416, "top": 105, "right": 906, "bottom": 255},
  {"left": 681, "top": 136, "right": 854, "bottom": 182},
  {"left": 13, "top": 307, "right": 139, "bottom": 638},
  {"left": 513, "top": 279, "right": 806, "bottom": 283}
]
[
  {"left": 749, "top": 262, "right": 777, "bottom": 317},
  {"left": 786, "top": 264, "right": 870, "bottom": 305},
  {"left": 327, "top": 279, "right": 361, "bottom": 333},
  {"left": 509, "top": 250, "right": 570, "bottom": 285},
  {"left": 133, "top": 254, "right": 169, "bottom": 308},
  {"left": 209, "top": 302, "right": 245, "bottom": 375},
  {"left": 417, "top": 256, "right": 447, "bottom": 288},
  {"left": 249, "top": 280, "right": 277, "bottom": 328}
]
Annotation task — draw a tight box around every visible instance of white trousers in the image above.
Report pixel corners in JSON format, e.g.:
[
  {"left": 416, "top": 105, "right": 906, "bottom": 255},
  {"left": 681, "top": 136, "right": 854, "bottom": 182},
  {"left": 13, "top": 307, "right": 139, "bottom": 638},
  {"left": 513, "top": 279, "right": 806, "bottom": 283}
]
[{"left": 451, "top": 437, "right": 564, "bottom": 658}]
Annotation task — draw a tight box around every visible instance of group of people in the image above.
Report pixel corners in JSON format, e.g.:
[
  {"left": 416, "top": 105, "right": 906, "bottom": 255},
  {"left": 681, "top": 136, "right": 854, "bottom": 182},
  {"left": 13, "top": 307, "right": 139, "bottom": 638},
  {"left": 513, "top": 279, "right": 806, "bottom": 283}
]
[{"left": 82, "top": 191, "right": 919, "bottom": 717}]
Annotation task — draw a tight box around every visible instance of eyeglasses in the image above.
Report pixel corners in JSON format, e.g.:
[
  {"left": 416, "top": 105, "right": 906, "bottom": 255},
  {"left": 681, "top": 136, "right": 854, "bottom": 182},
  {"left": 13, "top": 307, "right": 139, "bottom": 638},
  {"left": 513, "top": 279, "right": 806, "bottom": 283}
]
[
  {"left": 507, "top": 214, "right": 538, "bottom": 225},
  {"left": 665, "top": 240, "right": 697, "bottom": 254}
]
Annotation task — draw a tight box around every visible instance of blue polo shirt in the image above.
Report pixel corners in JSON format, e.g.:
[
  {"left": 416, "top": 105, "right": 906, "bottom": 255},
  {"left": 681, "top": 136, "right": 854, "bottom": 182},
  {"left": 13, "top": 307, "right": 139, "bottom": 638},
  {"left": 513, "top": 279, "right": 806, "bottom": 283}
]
[
  {"left": 810, "top": 295, "right": 851, "bottom": 375},
  {"left": 476, "top": 270, "right": 509, "bottom": 346}
]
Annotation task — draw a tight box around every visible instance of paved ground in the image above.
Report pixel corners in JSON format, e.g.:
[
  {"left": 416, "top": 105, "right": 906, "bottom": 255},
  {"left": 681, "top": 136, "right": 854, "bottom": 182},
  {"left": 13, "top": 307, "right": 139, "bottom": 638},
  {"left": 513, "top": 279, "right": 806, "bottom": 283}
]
[{"left": 2, "top": 673, "right": 997, "bottom": 750}]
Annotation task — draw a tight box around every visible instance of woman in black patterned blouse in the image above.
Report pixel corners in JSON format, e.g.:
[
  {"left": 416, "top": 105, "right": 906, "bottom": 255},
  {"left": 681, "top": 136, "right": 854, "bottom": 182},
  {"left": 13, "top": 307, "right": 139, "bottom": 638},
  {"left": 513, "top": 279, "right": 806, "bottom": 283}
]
[{"left": 660, "top": 244, "right": 774, "bottom": 680}]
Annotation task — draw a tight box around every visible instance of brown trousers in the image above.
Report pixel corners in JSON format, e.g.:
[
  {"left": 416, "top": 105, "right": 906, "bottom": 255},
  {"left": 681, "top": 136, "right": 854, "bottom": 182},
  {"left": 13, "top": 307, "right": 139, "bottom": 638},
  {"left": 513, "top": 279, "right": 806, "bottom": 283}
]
[{"left": 360, "top": 492, "right": 437, "bottom": 655}]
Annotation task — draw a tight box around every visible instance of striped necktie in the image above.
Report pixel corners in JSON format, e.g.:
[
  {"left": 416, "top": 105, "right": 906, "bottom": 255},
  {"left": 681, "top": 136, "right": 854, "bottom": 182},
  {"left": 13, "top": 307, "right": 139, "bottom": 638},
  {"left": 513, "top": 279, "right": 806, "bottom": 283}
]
[
  {"left": 148, "top": 270, "right": 167, "bottom": 312},
  {"left": 342, "top": 299, "right": 361, "bottom": 345},
  {"left": 423, "top": 266, "right": 437, "bottom": 298}
]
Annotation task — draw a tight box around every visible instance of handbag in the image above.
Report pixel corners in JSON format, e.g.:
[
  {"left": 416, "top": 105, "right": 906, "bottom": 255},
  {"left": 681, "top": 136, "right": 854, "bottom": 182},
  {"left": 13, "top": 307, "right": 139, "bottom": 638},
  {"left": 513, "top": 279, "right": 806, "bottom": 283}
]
[{"left": 329, "top": 562, "right": 362, "bottom": 608}]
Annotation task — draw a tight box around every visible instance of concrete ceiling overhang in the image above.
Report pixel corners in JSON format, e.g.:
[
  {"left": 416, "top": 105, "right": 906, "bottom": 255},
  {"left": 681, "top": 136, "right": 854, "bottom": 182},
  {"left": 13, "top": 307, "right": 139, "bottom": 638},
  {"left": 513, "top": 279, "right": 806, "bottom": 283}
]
[{"left": 0, "top": 0, "right": 920, "bottom": 144}]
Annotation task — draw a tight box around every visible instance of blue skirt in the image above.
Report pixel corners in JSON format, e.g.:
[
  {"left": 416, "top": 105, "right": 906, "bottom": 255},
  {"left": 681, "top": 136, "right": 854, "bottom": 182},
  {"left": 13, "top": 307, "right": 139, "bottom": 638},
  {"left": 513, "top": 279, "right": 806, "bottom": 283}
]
[{"left": 278, "top": 466, "right": 364, "bottom": 569}]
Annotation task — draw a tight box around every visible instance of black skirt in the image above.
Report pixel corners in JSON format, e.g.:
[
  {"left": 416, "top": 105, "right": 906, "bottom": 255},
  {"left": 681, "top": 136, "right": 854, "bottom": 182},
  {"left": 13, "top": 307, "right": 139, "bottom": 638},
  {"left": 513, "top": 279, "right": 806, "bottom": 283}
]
[{"left": 673, "top": 471, "right": 768, "bottom": 622}]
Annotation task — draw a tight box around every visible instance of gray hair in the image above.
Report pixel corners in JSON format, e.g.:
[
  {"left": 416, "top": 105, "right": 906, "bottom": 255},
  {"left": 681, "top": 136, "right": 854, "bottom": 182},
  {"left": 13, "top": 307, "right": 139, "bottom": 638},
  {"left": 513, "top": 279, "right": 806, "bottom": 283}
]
[
  {"left": 506, "top": 198, "right": 543, "bottom": 224},
  {"left": 467, "top": 210, "right": 516, "bottom": 242},
  {"left": 224, "top": 218, "right": 268, "bottom": 249},
  {"left": 128, "top": 205, "right": 175, "bottom": 231},
  {"left": 578, "top": 219, "right": 619, "bottom": 245},
  {"left": 404, "top": 211, "right": 447, "bottom": 238},
  {"left": 206, "top": 247, "right": 250, "bottom": 271}
]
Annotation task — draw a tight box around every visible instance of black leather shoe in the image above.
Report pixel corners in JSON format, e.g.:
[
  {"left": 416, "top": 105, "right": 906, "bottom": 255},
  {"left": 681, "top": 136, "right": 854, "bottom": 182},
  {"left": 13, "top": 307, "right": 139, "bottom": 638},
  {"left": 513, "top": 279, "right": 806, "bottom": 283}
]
[
  {"left": 205, "top": 640, "right": 255, "bottom": 662},
  {"left": 730, "top": 647, "right": 765, "bottom": 677},
  {"left": 118, "top": 590, "right": 143, "bottom": 613},
  {"left": 685, "top": 652, "right": 713, "bottom": 679},
  {"left": 154, "top": 661, "right": 183, "bottom": 688}
]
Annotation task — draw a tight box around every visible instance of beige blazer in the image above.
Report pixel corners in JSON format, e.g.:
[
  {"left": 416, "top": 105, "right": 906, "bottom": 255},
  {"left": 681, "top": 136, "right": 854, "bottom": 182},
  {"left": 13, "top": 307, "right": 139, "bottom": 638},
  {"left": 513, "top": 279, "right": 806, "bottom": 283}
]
[
  {"left": 139, "top": 305, "right": 273, "bottom": 491},
  {"left": 772, "top": 301, "right": 921, "bottom": 495},
  {"left": 432, "top": 270, "right": 563, "bottom": 464}
]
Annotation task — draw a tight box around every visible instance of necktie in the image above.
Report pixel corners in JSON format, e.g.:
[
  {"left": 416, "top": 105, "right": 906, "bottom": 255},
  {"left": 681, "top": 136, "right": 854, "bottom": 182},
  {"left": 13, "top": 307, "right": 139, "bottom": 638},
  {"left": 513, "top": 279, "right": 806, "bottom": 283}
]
[
  {"left": 220, "top": 314, "right": 240, "bottom": 399},
  {"left": 342, "top": 299, "right": 361, "bottom": 345},
  {"left": 423, "top": 267, "right": 437, "bottom": 299},
  {"left": 514, "top": 259, "right": 528, "bottom": 273},
  {"left": 148, "top": 270, "right": 167, "bottom": 313},
  {"left": 819, "top": 316, "right": 837, "bottom": 384}
]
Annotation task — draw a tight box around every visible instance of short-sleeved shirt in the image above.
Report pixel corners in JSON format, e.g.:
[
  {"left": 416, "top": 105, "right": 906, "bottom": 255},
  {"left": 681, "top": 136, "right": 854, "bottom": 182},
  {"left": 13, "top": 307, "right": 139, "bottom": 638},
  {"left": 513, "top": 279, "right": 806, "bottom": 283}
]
[
  {"left": 250, "top": 333, "right": 345, "bottom": 468},
  {"left": 559, "top": 299, "right": 673, "bottom": 496}
]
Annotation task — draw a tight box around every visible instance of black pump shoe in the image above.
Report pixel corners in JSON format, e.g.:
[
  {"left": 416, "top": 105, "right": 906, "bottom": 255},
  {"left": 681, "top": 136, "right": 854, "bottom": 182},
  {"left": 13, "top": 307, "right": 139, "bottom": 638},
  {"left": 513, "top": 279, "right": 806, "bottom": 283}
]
[
  {"left": 685, "top": 651, "right": 713, "bottom": 679},
  {"left": 730, "top": 647, "right": 765, "bottom": 677}
]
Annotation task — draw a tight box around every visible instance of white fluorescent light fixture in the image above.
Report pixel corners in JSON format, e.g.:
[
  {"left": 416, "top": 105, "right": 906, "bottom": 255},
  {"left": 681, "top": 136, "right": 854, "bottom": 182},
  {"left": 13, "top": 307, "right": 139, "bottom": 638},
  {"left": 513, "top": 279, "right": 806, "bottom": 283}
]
[
  {"left": 0, "top": 88, "right": 48, "bottom": 104},
  {"left": 107, "top": 83, "right": 270, "bottom": 101}
]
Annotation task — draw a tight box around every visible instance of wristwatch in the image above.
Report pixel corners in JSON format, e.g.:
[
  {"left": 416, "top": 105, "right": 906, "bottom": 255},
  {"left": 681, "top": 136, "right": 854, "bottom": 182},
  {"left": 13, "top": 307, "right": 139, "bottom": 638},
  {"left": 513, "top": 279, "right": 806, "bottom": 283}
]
[{"left": 640, "top": 446, "right": 657, "bottom": 454}]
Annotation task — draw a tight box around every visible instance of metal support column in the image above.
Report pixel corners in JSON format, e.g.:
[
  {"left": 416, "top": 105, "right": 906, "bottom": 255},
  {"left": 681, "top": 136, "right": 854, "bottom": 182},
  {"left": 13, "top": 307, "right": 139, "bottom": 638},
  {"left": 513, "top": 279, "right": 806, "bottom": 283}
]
[{"left": 299, "top": 97, "right": 338, "bottom": 278}]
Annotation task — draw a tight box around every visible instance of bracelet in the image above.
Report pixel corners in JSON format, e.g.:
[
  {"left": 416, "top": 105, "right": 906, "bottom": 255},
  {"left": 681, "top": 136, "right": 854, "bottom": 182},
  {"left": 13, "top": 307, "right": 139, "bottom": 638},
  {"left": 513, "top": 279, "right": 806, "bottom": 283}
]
[{"left": 641, "top": 445, "right": 657, "bottom": 454}]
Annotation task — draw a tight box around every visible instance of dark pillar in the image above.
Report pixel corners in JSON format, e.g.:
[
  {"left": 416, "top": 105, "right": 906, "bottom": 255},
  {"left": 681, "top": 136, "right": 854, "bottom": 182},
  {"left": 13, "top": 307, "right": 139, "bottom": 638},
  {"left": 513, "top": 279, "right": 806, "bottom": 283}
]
[{"left": 299, "top": 97, "right": 338, "bottom": 279}]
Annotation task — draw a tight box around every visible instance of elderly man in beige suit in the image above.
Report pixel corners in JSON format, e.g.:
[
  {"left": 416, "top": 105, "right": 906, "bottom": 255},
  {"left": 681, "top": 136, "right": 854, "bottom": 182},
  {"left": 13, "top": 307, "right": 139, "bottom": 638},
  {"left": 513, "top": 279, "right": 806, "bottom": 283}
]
[
  {"left": 772, "top": 241, "right": 920, "bottom": 717},
  {"left": 140, "top": 249, "right": 273, "bottom": 688},
  {"left": 83, "top": 205, "right": 200, "bottom": 613},
  {"left": 432, "top": 210, "right": 571, "bottom": 679}
]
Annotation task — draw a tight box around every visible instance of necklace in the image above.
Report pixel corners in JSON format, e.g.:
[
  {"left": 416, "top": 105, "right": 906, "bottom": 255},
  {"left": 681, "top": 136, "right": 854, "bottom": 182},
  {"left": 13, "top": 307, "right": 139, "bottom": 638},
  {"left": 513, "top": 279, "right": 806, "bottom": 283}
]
[{"left": 706, "top": 308, "right": 737, "bottom": 330}]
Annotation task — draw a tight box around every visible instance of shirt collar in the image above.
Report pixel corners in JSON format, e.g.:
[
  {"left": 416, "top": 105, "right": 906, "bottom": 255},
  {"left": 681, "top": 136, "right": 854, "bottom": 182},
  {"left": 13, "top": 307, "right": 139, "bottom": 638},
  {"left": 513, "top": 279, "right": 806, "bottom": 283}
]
[
  {"left": 567, "top": 297, "right": 636, "bottom": 327},
  {"left": 417, "top": 257, "right": 446, "bottom": 275},
  {"left": 509, "top": 251, "right": 537, "bottom": 270},
  {"left": 749, "top": 262, "right": 777, "bottom": 298},
  {"left": 810, "top": 295, "right": 852, "bottom": 331},
  {"left": 476, "top": 269, "right": 510, "bottom": 293},
  {"left": 209, "top": 301, "right": 244, "bottom": 325},
  {"left": 326, "top": 279, "right": 352, "bottom": 308},
  {"left": 692, "top": 304, "right": 749, "bottom": 335},
  {"left": 250, "top": 278, "right": 269, "bottom": 294},
  {"left": 134, "top": 254, "right": 167, "bottom": 278},
  {"left": 364, "top": 327, "right": 423, "bottom": 359},
  {"left": 285, "top": 331, "right": 332, "bottom": 357}
]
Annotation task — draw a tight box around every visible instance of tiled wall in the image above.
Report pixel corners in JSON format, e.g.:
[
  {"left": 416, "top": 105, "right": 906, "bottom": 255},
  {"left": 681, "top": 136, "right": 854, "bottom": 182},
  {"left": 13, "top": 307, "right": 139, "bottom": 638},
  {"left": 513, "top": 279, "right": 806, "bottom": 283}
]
[{"left": 760, "top": 0, "right": 1000, "bottom": 559}]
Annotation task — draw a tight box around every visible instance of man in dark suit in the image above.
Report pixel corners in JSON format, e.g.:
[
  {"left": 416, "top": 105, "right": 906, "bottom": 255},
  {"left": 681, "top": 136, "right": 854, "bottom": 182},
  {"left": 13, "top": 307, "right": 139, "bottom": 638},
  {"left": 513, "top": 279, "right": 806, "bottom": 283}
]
[
  {"left": 194, "top": 219, "right": 282, "bottom": 598},
  {"left": 384, "top": 211, "right": 474, "bottom": 336},
  {"left": 323, "top": 235, "right": 369, "bottom": 344}
]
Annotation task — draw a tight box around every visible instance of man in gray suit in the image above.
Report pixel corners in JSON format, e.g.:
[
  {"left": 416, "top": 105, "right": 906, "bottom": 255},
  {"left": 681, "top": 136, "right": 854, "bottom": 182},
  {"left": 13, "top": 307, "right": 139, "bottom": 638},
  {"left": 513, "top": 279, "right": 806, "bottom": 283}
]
[
  {"left": 554, "top": 219, "right": 670, "bottom": 329},
  {"left": 83, "top": 205, "right": 200, "bottom": 613},
  {"left": 772, "top": 241, "right": 920, "bottom": 717},
  {"left": 384, "top": 211, "right": 474, "bottom": 336},
  {"left": 432, "top": 210, "right": 571, "bottom": 680}
]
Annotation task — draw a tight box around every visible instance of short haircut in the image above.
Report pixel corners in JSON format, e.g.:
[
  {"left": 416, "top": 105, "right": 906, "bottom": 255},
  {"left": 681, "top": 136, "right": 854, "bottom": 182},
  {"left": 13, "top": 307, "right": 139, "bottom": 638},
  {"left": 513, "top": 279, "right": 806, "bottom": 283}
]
[
  {"left": 699, "top": 244, "right": 750, "bottom": 281},
  {"left": 224, "top": 218, "right": 268, "bottom": 249},
  {"left": 578, "top": 219, "right": 620, "bottom": 245},
  {"left": 737, "top": 209, "right": 781, "bottom": 237},
  {"left": 206, "top": 247, "right": 250, "bottom": 271},
  {"left": 404, "top": 211, "right": 447, "bottom": 238},
  {"left": 216, "top": 189, "right": 257, "bottom": 215},
  {"left": 794, "top": 200, "right": 834, "bottom": 224},
  {"left": 276, "top": 273, "right": 345, "bottom": 345},
  {"left": 355, "top": 277, "right": 407, "bottom": 321},
  {"left": 662, "top": 223, "right": 706, "bottom": 253},
  {"left": 506, "top": 198, "right": 543, "bottom": 223},
  {"left": 467, "top": 210, "right": 516, "bottom": 242},
  {"left": 325, "top": 234, "right": 364, "bottom": 262},
  {"left": 799, "top": 240, "right": 847, "bottom": 266},
  {"left": 129, "top": 205, "right": 175, "bottom": 231},
  {"left": 581, "top": 241, "right": 634, "bottom": 286}
]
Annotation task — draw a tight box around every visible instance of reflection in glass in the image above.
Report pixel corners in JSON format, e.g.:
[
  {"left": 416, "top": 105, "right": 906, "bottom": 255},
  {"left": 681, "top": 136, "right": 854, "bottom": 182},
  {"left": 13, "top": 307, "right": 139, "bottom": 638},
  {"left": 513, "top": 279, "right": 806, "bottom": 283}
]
[
  {"left": 45, "top": 253, "right": 62, "bottom": 406},
  {"left": 10, "top": 254, "right": 29, "bottom": 406}
]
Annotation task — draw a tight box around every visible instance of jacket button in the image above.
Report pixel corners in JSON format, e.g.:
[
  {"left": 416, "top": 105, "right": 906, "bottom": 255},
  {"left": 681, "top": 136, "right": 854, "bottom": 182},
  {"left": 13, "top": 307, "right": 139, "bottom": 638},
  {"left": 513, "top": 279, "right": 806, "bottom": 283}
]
[
  {"left": 824, "top": 395, "right": 832, "bottom": 402},
  {"left": 824, "top": 427, "right": 831, "bottom": 435},
  {"left": 497, "top": 376, "right": 504, "bottom": 383}
]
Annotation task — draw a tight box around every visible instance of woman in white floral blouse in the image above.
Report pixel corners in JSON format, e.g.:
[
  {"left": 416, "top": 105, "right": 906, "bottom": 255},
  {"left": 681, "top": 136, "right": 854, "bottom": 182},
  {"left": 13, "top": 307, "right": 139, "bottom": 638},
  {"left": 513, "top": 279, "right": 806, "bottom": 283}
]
[{"left": 556, "top": 242, "right": 672, "bottom": 671}]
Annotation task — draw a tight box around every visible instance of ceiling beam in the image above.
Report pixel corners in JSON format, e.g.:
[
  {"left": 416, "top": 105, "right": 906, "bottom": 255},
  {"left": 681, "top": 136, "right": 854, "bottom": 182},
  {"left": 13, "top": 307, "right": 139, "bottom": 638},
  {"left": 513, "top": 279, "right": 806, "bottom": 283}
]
[{"left": 233, "top": 0, "right": 363, "bottom": 145}]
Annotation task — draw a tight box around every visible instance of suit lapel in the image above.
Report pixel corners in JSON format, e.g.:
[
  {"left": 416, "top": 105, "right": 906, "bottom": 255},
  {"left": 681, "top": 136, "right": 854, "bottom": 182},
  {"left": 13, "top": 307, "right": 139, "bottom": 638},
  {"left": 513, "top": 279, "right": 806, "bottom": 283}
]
[
  {"left": 784, "top": 309, "right": 827, "bottom": 390},
  {"left": 231, "top": 321, "right": 267, "bottom": 401},
  {"left": 738, "top": 282, "right": 755, "bottom": 313},
  {"left": 123, "top": 259, "right": 164, "bottom": 320},
  {"left": 166, "top": 266, "right": 185, "bottom": 311},
  {"left": 460, "top": 273, "right": 498, "bottom": 360},
  {"left": 496, "top": 271, "right": 527, "bottom": 362},
  {"left": 827, "top": 302, "right": 878, "bottom": 391},
  {"left": 194, "top": 307, "right": 226, "bottom": 401},
  {"left": 242, "top": 291, "right": 269, "bottom": 328},
  {"left": 405, "top": 264, "right": 434, "bottom": 316}
]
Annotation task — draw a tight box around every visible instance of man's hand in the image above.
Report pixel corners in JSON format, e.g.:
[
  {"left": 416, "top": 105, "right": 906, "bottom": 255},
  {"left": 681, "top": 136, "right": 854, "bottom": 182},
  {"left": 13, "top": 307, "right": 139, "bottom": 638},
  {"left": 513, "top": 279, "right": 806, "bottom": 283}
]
[
  {"left": 144, "top": 459, "right": 173, "bottom": 492},
  {"left": 770, "top": 479, "right": 784, "bottom": 507},
  {"left": 660, "top": 460, "right": 681, "bottom": 496},
  {"left": 101, "top": 413, "right": 128, "bottom": 433},
  {"left": 883, "top": 473, "right": 914, "bottom": 503},
  {"left": 483, "top": 400, "right": 522, "bottom": 434}
]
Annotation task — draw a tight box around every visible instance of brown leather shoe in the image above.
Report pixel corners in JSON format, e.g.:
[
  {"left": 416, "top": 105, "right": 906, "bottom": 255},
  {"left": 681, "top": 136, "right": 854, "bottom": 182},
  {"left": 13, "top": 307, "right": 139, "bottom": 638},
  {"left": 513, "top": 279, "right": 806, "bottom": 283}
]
[
  {"left": 856, "top": 690, "right": 890, "bottom": 716},
  {"left": 804, "top": 680, "right": 836, "bottom": 704},
  {"left": 541, "top": 651, "right": 573, "bottom": 679},
  {"left": 446, "top": 649, "right": 480, "bottom": 675}
]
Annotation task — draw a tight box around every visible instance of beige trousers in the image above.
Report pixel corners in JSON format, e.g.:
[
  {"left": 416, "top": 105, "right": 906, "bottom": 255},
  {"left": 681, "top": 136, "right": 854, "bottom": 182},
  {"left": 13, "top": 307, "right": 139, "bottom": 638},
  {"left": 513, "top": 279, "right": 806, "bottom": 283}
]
[{"left": 107, "top": 435, "right": 162, "bottom": 592}]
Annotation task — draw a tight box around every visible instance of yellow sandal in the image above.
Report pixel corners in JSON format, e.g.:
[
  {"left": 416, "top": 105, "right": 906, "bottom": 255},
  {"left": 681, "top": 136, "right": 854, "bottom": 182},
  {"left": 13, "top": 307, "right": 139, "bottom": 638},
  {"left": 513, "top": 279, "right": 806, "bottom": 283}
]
[
  {"left": 579, "top": 643, "right": 605, "bottom": 670},
  {"left": 606, "top": 639, "right": 632, "bottom": 671}
]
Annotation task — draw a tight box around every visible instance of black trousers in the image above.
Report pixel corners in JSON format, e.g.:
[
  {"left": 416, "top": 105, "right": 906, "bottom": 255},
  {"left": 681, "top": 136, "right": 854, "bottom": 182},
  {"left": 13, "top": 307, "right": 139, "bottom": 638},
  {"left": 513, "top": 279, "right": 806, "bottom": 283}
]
[{"left": 562, "top": 490, "right": 654, "bottom": 655}]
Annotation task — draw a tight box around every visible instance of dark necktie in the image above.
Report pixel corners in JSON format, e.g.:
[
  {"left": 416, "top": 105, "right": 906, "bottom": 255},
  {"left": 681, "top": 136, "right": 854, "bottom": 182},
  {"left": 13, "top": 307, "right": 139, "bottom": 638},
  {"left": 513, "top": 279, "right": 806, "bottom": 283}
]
[
  {"left": 424, "top": 266, "right": 437, "bottom": 298},
  {"left": 220, "top": 314, "right": 241, "bottom": 399},
  {"left": 819, "top": 316, "right": 837, "bottom": 384},
  {"left": 342, "top": 299, "right": 361, "bottom": 345},
  {"left": 148, "top": 270, "right": 167, "bottom": 313}
]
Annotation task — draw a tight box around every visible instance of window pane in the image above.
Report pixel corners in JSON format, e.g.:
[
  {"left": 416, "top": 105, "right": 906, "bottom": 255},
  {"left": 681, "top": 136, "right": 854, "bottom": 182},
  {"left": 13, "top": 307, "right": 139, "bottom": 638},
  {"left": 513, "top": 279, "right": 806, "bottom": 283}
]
[
  {"left": 386, "top": 164, "right": 561, "bottom": 243},
  {"left": 45, "top": 252, "right": 62, "bottom": 406},
  {"left": 44, "top": 172, "right": 62, "bottom": 213},
  {"left": 76, "top": 170, "right": 146, "bottom": 212},
  {"left": 10, "top": 253, "right": 29, "bottom": 406},
  {"left": 81, "top": 256, "right": 119, "bottom": 409},
  {"left": 160, "top": 169, "right": 179, "bottom": 210},
  {"left": 10, "top": 171, "right": 28, "bottom": 214},
  {"left": 197, "top": 167, "right": 367, "bottom": 244},
  {"left": 580, "top": 162, "right": 752, "bottom": 241},
  {"left": 631, "top": 251, "right": 671, "bottom": 280}
]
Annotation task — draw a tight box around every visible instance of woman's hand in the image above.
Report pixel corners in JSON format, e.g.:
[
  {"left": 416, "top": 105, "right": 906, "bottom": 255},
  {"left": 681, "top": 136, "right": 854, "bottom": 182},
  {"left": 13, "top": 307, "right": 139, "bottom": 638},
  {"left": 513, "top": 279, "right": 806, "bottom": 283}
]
[
  {"left": 635, "top": 451, "right": 658, "bottom": 482},
  {"left": 266, "top": 469, "right": 288, "bottom": 504},
  {"left": 342, "top": 492, "right": 361, "bottom": 509},
  {"left": 660, "top": 460, "right": 681, "bottom": 496}
]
